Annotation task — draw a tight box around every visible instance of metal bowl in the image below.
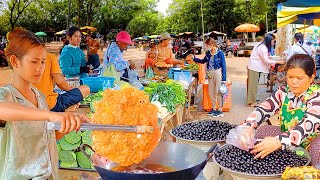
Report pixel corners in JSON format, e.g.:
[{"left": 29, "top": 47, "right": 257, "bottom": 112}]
[
  {"left": 212, "top": 144, "right": 311, "bottom": 179},
  {"left": 169, "top": 120, "right": 231, "bottom": 152}
]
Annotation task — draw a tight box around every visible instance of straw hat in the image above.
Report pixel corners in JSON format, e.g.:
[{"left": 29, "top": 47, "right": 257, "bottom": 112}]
[{"left": 160, "top": 32, "right": 172, "bottom": 40}]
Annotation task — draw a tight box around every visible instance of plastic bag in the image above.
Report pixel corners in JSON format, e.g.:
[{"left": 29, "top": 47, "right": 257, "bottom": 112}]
[
  {"left": 174, "top": 71, "right": 190, "bottom": 86},
  {"left": 226, "top": 125, "right": 256, "bottom": 151},
  {"left": 128, "top": 69, "right": 144, "bottom": 90},
  {"left": 219, "top": 82, "right": 228, "bottom": 95},
  {"left": 145, "top": 67, "right": 155, "bottom": 79},
  {"left": 103, "top": 64, "right": 120, "bottom": 85}
]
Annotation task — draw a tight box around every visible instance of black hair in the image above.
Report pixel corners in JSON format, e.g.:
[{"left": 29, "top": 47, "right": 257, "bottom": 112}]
[
  {"left": 67, "top": 27, "right": 80, "bottom": 38},
  {"left": 258, "top": 34, "right": 275, "bottom": 53},
  {"left": 306, "top": 41, "right": 312, "bottom": 46},
  {"left": 91, "top": 32, "right": 97, "bottom": 39},
  {"left": 286, "top": 54, "right": 315, "bottom": 77},
  {"left": 294, "top": 32, "right": 304, "bottom": 45}
]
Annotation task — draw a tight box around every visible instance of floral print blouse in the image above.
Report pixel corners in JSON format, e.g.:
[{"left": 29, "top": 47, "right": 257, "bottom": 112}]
[{"left": 243, "top": 85, "right": 320, "bottom": 150}]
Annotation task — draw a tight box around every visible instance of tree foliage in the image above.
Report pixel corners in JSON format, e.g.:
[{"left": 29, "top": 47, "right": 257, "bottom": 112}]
[{"left": 0, "top": 0, "right": 280, "bottom": 37}]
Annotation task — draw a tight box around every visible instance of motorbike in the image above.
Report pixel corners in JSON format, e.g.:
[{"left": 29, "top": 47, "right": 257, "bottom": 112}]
[
  {"left": 175, "top": 48, "right": 195, "bottom": 60},
  {"left": 0, "top": 43, "right": 8, "bottom": 67}
]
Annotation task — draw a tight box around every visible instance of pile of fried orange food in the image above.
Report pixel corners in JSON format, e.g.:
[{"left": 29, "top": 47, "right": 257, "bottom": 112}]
[{"left": 91, "top": 87, "right": 161, "bottom": 166}]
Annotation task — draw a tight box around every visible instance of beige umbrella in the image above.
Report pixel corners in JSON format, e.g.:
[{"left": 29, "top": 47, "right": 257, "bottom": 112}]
[
  {"left": 235, "top": 23, "right": 260, "bottom": 32},
  {"left": 235, "top": 23, "right": 260, "bottom": 42}
]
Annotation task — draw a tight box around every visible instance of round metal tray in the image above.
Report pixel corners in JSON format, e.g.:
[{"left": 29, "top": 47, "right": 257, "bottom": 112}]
[{"left": 212, "top": 144, "right": 311, "bottom": 179}]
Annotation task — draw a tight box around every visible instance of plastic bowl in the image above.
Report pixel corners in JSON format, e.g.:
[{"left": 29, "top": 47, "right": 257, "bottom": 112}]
[{"left": 81, "top": 77, "right": 115, "bottom": 93}]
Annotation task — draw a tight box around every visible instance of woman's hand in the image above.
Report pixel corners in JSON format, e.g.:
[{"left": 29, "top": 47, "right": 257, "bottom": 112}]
[
  {"left": 48, "top": 111, "right": 91, "bottom": 133},
  {"left": 250, "top": 136, "right": 282, "bottom": 159},
  {"left": 128, "top": 60, "right": 136, "bottom": 69}
]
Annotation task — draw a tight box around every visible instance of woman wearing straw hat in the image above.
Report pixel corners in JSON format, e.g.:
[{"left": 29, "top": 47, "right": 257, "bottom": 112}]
[{"left": 156, "top": 32, "right": 183, "bottom": 66}]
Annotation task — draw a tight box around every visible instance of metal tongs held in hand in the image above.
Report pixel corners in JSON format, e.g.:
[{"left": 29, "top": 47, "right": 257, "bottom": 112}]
[{"left": 47, "top": 122, "right": 154, "bottom": 133}]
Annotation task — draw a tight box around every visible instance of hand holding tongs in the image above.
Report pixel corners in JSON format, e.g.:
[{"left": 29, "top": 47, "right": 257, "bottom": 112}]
[{"left": 47, "top": 122, "right": 154, "bottom": 133}]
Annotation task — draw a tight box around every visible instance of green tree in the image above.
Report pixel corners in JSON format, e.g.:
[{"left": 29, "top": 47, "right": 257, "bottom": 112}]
[
  {"left": 127, "top": 11, "right": 160, "bottom": 37},
  {"left": 6, "top": 0, "right": 34, "bottom": 30}
]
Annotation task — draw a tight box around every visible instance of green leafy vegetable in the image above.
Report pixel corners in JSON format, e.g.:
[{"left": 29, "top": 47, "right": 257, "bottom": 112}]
[
  {"left": 64, "top": 130, "right": 82, "bottom": 144},
  {"left": 145, "top": 80, "right": 186, "bottom": 113},
  {"left": 76, "top": 151, "right": 92, "bottom": 169}
]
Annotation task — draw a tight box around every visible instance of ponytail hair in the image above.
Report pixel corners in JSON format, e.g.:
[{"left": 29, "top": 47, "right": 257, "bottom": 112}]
[
  {"left": 5, "top": 28, "right": 45, "bottom": 60},
  {"left": 294, "top": 32, "right": 304, "bottom": 45}
]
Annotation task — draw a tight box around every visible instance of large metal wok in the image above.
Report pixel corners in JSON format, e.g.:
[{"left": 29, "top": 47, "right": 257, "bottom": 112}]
[
  {"left": 80, "top": 142, "right": 216, "bottom": 180},
  {"left": 212, "top": 144, "right": 311, "bottom": 179}
]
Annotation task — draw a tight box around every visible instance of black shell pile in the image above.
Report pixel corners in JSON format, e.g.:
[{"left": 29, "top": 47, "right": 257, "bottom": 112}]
[
  {"left": 215, "top": 145, "right": 308, "bottom": 175},
  {"left": 171, "top": 120, "right": 236, "bottom": 141}
]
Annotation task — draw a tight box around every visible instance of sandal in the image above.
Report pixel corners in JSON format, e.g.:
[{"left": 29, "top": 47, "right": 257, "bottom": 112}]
[{"left": 248, "top": 102, "right": 259, "bottom": 107}]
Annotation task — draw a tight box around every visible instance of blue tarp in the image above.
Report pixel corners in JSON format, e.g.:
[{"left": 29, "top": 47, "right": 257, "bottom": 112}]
[{"left": 282, "top": 0, "right": 320, "bottom": 7}]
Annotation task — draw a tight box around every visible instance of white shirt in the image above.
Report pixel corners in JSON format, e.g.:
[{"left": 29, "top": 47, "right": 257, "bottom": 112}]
[
  {"left": 286, "top": 43, "right": 312, "bottom": 61},
  {"left": 248, "top": 44, "right": 276, "bottom": 73}
]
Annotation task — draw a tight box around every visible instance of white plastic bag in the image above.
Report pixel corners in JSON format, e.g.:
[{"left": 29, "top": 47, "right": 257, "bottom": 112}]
[{"left": 226, "top": 125, "right": 256, "bottom": 151}]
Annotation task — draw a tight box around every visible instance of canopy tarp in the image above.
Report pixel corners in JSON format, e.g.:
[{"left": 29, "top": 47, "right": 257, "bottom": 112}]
[
  {"left": 80, "top": 26, "right": 97, "bottom": 32},
  {"left": 205, "top": 31, "right": 227, "bottom": 36},
  {"left": 277, "top": 4, "right": 320, "bottom": 28},
  {"left": 281, "top": 0, "right": 320, "bottom": 7},
  {"left": 54, "top": 30, "right": 66, "bottom": 35},
  {"left": 149, "top": 35, "right": 160, "bottom": 39}
]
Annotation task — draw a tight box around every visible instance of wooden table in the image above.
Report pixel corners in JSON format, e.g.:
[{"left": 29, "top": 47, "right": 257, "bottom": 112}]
[{"left": 158, "top": 105, "right": 184, "bottom": 137}]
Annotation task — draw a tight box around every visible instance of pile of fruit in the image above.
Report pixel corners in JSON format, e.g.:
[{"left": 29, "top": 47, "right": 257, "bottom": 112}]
[
  {"left": 155, "top": 61, "right": 173, "bottom": 68},
  {"left": 91, "top": 87, "right": 160, "bottom": 166},
  {"left": 171, "top": 120, "right": 236, "bottom": 141},
  {"left": 215, "top": 145, "right": 308, "bottom": 175},
  {"left": 282, "top": 166, "right": 320, "bottom": 179},
  {"left": 144, "top": 80, "right": 186, "bottom": 113},
  {"left": 184, "top": 63, "right": 199, "bottom": 71},
  {"left": 57, "top": 130, "right": 94, "bottom": 169}
]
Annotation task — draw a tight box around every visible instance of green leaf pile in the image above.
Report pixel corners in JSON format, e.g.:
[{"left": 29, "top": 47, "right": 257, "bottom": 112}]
[
  {"left": 57, "top": 130, "right": 94, "bottom": 170},
  {"left": 144, "top": 79, "right": 186, "bottom": 113}
]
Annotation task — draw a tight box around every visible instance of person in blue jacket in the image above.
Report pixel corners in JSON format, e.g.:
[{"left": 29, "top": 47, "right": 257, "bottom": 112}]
[
  {"left": 60, "top": 27, "right": 90, "bottom": 79},
  {"left": 193, "top": 37, "right": 227, "bottom": 117}
]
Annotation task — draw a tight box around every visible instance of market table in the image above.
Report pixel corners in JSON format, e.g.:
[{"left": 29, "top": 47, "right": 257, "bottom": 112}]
[{"left": 158, "top": 105, "right": 184, "bottom": 138}]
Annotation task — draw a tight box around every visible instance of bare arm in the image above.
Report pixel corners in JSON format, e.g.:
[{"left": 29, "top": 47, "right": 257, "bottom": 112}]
[
  {"left": 52, "top": 73, "right": 71, "bottom": 91},
  {"left": 0, "top": 102, "right": 50, "bottom": 121},
  {"left": 0, "top": 102, "right": 90, "bottom": 133}
]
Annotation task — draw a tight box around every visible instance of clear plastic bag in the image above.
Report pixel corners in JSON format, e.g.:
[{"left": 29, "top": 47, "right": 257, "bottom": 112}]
[
  {"left": 226, "top": 125, "right": 256, "bottom": 151},
  {"left": 127, "top": 69, "right": 144, "bottom": 90},
  {"left": 145, "top": 67, "right": 155, "bottom": 79}
]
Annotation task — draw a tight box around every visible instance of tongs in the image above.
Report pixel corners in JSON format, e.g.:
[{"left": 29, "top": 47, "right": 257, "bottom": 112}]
[{"left": 47, "top": 122, "right": 154, "bottom": 133}]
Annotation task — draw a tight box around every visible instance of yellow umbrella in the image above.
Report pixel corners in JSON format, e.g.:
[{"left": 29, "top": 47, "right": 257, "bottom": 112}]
[
  {"left": 80, "top": 26, "right": 97, "bottom": 32},
  {"left": 234, "top": 23, "right": 260, "bottom": 32}
]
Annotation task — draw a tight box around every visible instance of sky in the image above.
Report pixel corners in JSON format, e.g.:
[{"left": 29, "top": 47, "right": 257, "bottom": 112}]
[{"left": 156, "top": 0, "right": 172, "bottom": 15}]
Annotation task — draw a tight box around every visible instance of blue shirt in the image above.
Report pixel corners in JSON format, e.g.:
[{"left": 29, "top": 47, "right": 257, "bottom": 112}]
[
  {"left": 103, "top": 42, "right": 129, "bottom": 75},
  {"left": 59, "top": 45, "right": 87, "bottom": 78},
  {"left": 193, "top": 49, "right": 227, "bottom": 81}
]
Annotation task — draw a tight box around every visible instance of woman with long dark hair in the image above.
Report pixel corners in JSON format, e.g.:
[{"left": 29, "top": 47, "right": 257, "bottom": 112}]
[
  {"left": 286, "top": 32, "right": 312, "bottom": 61},
  {"left": 247, "top": 34, "right": 285, "bottom": 107}
]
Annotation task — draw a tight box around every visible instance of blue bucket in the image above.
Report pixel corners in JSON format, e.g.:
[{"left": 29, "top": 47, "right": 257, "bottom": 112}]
[{"left": 81, "top": 77, "right": 115, "bottom": 93}]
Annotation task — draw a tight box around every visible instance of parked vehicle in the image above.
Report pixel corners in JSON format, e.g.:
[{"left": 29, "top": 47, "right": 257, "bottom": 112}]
[{"left": 0, "top": 43, "right": 8, "bottom": 67}]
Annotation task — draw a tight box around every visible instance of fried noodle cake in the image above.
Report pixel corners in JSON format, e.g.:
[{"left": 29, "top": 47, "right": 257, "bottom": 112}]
[{"left": 91, "top": 87, "right": 161, "bottom": 166}]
